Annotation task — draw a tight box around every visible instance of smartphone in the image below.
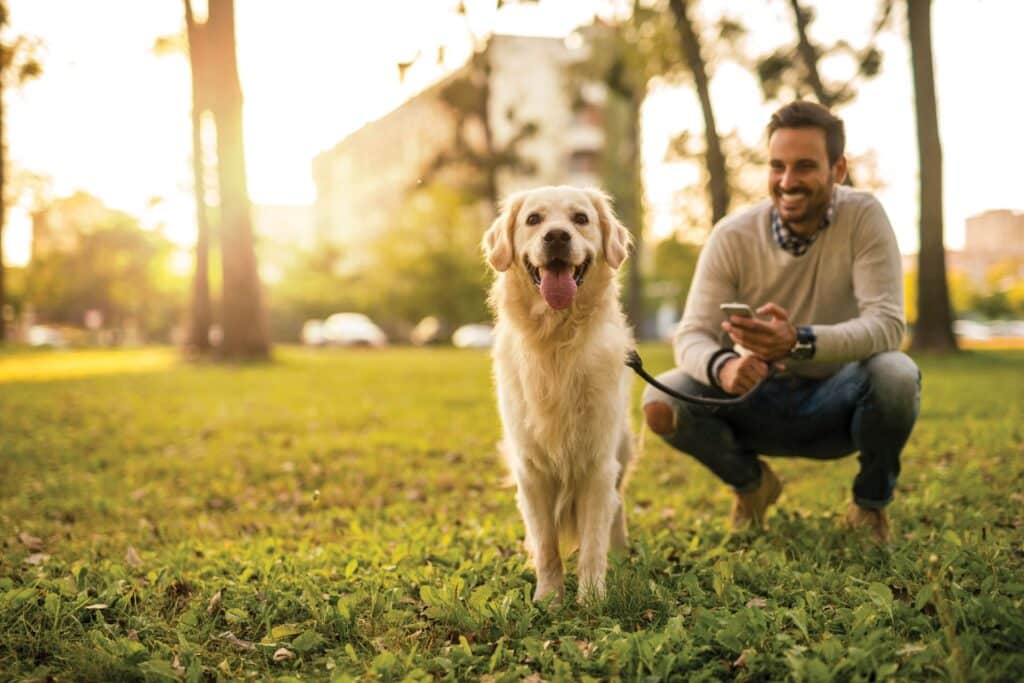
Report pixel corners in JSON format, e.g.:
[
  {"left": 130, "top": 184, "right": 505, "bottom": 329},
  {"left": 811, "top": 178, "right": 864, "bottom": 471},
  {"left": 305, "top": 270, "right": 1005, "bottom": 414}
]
[{"left": 720, "top": 302, "right": 755, "bottom": 318}]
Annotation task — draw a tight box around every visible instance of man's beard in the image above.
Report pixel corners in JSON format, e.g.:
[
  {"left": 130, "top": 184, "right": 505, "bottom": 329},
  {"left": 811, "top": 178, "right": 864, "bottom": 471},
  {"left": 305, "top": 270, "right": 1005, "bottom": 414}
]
[{"left": 773, "top": 175, "right": 833, "bottom": 225}]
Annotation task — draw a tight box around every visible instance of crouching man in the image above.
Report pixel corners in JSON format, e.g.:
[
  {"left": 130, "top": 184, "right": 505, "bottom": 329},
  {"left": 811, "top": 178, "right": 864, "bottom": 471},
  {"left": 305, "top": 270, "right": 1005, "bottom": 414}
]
[{"left": 643, "top": 101, "right": 921, "bottom": 543}]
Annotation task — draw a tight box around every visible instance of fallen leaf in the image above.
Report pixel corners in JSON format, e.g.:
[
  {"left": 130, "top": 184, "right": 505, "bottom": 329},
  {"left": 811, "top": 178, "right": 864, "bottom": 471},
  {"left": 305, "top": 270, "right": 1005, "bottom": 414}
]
[
  {"left": 172, "top": 655, "right": 186, "bottom": 676},
  {"left": 218, "top": 631, "right": 255, "bottom": 651},
  {"left": 24, "top": 553, "right": 50, "bottom": 566},
  {"left": 207, "top": 589, "right": 223, "bottom": 615},
  {"left": 18, "top": 532, "right": 44, "bottom": 551},
  {"left": 273, "top": 647, "right": 295, "bottom": 661},
  {"left": 733, "top": 648, "right": 754, "bottom": 668},
  {"left": 574, "top": 640, "right": 595, "bottom": 657},
  {"left": 125, "top": 546, "right": 143, "bottom": 568},
  {"left": 746, "top": 597, "right": 768, "bottom": 608}
]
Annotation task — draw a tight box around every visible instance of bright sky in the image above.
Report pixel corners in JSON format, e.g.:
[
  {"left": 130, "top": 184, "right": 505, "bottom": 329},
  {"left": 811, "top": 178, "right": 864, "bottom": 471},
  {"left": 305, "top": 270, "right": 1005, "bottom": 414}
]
[{"left": 4, "top": 0, "right": 1023, "bottom": 267}]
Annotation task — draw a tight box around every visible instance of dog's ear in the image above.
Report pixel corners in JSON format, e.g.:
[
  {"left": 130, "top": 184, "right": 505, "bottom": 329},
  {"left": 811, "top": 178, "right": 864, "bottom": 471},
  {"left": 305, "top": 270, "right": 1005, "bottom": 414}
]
[
  {"left": 586, "top": 189, "right": 631, "bottom": 269},
  {"left": 482, "top": 193, "right": 524, "bottom": 272}
]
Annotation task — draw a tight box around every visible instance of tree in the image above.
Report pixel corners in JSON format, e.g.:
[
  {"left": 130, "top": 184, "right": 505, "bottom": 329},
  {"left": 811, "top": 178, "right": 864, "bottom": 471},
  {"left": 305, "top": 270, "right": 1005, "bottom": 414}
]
[
  {"left": 370, "top": 183, "right": 491, "bottom": 330},
  {"left": 668, "top": 0, "right": 730, "bottom": 226},
  {"left": 422, "top": 49, "right": 538, "bottom": 216},
  {"left": 574, "top": 4, "right": 695, "bottom": 335},
  {"left": 182, "top": 0, "right": 213, "bottom": 354},
  {"left": 0, "top": 1, "right": 42, "bottom": 343},
  {"left": 906, "top": 0, "right": 956, "bottom": 352},
  {"left": 23, "top": 193, "right": 186, "bottom": 339},
  {"left": 203, "top": 0, "right": 269, "bottom": 359},
  {"left": 754, "top": 0, "right": 893, "bottom": 186}
]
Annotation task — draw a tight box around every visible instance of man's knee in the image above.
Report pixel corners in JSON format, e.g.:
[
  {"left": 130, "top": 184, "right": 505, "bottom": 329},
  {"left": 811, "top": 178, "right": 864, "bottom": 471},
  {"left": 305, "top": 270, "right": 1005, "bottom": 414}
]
[
  {"left": 864, "top": 351, "right": 921, "bottom": 417},
  {"left": 865, "top": 351, "right": 920, "bottom": 394},
  {"left": 644, "top": 400, "right": 676, "bottom": 435}
]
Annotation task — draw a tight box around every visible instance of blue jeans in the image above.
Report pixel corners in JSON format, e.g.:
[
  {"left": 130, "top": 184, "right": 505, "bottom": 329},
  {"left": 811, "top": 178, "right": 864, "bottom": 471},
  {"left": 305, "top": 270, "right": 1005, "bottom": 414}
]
[{"left": 641, "top": 351, "right": 921, "bottom": 508}]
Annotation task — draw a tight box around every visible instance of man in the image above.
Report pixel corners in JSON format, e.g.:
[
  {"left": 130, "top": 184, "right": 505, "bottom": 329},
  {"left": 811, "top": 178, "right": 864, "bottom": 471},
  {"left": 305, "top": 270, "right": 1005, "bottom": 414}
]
[{"left": 642, "top": 101, "right": 920, "bottom": 543}]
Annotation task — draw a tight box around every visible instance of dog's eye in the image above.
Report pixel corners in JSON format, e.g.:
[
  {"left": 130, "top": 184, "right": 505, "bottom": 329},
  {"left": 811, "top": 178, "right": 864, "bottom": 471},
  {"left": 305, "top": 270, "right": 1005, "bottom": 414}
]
[
  {"left": 572, "top": 212, "right": 589, "bottom": 225},
  {"left": 526, "top": 213, "right": 542, "bottom": 226}
]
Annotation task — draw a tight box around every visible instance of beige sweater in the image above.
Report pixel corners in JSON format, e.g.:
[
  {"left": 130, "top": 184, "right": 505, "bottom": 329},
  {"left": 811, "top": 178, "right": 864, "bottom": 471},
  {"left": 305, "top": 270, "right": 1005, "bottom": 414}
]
[{"left": 674, "top": 185, "right": 906, "bottom": 383}]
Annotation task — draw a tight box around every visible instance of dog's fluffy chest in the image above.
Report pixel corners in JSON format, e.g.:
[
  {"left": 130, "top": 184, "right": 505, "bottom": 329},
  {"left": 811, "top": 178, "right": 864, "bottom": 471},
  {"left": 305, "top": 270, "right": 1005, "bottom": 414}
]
[{"left": 496, "top": 331, "right": 628, "bottom": 474}]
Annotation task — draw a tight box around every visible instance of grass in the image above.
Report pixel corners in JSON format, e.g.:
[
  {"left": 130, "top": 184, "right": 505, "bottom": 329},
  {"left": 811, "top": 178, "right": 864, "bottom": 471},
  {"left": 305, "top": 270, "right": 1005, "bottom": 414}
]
[{"left": 1, "top": 344, "right": 1022, "bottom": 681}]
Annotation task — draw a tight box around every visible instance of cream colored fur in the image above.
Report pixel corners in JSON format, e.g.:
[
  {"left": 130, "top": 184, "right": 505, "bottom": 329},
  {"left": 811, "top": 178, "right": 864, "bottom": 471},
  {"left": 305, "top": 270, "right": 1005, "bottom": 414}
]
[{"left": 483, "top": 185, "right": 635, "bottom": 603}]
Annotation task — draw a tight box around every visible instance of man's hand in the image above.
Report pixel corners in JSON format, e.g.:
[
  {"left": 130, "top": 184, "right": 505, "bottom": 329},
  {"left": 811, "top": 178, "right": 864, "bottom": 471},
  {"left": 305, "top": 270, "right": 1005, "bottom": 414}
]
[
  {"left": 722, "top": 302, "right": 797, "bottom": 362},
  {"left": 718, "top": 355, "right": 773, "bottom": 395}
]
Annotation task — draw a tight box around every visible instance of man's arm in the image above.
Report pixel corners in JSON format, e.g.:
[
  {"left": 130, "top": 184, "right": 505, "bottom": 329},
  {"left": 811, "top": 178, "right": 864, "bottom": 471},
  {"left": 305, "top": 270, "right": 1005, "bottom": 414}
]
[
  {"left": 721, "top": 196, "right": 905, "bottom": 366},
  {"left": 811, "top": 198, "right": 906, "bottom": 362},
  {"left": 672, "top": 226, "right": 743, "bottom": 387}
]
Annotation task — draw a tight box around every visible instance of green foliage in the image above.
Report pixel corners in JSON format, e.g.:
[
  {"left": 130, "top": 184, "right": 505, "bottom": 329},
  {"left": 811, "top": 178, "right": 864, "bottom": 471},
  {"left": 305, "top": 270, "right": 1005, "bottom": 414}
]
[
  {"left": 367, "top": 183, "right": 491, "bottom": 331},
  {"left": 267, "top": 184, "right": 492, "bottom": 341},
  {"left": 266, "top": 243, "right": 364, "bottom": 342},
  {"left": 753, "top": 1, "right": 892, "bottom": 108},
  {"left": 645, "top": 235, "right": 700, "bottom": 313},
  {"left": 905, "top": 262, "right": 1024, "bottom": 323},
  {"left": 17, "top": 193, "right": 187, "bottom": 339},
  {"left": 1, "top": 346, "right": 1022, "bottom": 679}
]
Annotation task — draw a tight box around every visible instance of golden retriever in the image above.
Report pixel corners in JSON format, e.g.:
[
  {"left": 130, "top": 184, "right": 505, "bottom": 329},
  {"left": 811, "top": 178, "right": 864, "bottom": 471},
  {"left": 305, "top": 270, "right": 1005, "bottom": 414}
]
[{"left": 482, "top": 185, "right": 635, "bottom": 603}]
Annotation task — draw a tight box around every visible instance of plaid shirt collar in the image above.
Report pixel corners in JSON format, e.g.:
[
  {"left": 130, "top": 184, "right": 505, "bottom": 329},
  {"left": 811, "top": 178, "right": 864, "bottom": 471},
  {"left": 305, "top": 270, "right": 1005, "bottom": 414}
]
[{"left": 771, "top": 189, "right": 836, "bottom": 256}]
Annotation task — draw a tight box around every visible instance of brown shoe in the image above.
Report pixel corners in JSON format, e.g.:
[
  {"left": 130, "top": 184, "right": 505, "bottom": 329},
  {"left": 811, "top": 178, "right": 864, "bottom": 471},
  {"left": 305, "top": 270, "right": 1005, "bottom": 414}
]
[
  {"left": 844, "top": 502, "right": 890, "bottom": 544},
  {"left": 730, "top": 460, "right": 783, "bottom": 531}
]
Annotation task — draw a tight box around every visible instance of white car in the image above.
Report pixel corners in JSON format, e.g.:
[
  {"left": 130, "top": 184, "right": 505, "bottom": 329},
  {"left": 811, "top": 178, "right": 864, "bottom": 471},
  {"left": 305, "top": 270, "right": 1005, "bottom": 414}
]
[
  {"left": 452, "top": 323, "right": 494, "bottom": 349},
  {"left": 300, "top": 319, "right": 327, "bottom": 346},
  {"left": 953, "top": 320, "right": 991, "bottom": 340},
  {"left": 322, "top": 313, "right": 388, "bottom": 347}
]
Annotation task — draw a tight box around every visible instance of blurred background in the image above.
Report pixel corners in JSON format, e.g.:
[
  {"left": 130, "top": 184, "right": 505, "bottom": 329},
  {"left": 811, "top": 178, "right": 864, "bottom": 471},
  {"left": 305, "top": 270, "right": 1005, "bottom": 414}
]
[{"left": 1, "top": 0, "right": 1021, "bottom": 358}]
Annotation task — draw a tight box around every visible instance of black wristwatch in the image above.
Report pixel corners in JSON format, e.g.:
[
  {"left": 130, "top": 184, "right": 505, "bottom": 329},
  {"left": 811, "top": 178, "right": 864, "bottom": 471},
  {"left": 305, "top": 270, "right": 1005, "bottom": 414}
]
[{"left": 789, "top": 326, "right": 816, "bottom": 360}]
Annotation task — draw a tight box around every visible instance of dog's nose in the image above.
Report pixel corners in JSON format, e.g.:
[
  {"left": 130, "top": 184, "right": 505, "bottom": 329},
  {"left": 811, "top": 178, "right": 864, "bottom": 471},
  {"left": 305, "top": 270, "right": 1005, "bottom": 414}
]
[{"left": 543, "top": 228, "right": 571, "bottom": 245}]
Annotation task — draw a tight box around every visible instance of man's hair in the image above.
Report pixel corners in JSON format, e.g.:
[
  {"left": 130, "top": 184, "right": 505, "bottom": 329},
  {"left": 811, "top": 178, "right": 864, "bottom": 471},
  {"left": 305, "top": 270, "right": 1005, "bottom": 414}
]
[{"left": 767, "top": 101, "right": 845, "bottom": 166}]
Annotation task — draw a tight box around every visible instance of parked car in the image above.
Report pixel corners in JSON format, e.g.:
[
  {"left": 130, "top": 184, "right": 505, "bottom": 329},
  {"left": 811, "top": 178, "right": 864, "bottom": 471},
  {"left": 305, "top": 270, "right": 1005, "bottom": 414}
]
[
  {"left": 953, "top": 319, "right": 991, "bottom": 341},
  {"left": 322, "top": 313, "right": 388, "bottom": 347},
  {"left": 26, "top": 325, "right": 68, "bottom": 348},
  {"left": 452, "top": 323, "right": 494, "bottom": 349},
  {"left": 300, "top": 319, "right": 327, "bottom": 346}
]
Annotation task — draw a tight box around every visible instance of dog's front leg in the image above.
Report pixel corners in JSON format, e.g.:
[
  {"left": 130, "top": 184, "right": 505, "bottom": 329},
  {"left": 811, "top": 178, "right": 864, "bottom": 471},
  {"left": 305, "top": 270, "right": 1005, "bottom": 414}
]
[
  {"left": 516, "top": 469, "right": 563, "bottom": 603},
  {"left": 575, "top": 461, "right": 618, "bottom": 603}
]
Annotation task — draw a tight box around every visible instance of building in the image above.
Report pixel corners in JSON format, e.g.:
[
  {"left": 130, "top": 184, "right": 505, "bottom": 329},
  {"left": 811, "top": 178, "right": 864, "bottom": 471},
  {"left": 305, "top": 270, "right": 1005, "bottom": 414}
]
[
  {"left": 311, "top": 33, "right": 605, "bottom": 265},
  {"left": 902, "top": 209, "right": 1024, "bottom": 283},
  {"left": 955, "top": 210, "right": 1024, "bottom": 282}
]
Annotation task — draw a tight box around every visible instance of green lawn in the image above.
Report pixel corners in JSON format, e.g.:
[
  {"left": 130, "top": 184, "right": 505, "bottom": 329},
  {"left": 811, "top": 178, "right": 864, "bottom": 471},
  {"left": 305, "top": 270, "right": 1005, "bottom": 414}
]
[{"left": 1, "top": 345, "right": 1022, "bottom": 681}]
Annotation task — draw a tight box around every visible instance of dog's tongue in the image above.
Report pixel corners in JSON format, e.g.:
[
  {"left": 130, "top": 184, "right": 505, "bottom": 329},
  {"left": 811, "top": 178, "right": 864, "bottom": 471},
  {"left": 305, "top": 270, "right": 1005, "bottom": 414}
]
[{"left": 539, "top": 267, "right": 577, "bottom": 310}]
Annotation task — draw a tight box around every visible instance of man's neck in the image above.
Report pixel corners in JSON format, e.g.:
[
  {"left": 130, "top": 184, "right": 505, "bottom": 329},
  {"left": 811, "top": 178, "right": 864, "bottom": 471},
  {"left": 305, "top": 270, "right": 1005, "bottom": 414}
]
[{"left": 786, "top": 217, "right": 821, "bottom": 238}]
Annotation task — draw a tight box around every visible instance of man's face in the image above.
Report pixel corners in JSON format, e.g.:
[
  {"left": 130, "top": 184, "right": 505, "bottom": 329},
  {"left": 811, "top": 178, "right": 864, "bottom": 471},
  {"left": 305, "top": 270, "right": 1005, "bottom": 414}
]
[{"left": 768, "top": 127, "right": 847, "bottom": 230}]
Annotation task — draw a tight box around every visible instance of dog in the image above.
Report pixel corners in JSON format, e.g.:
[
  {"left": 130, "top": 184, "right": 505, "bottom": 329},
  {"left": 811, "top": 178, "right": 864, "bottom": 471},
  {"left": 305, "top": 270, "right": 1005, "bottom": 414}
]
[{"left": 482, "top": 185, "right": 635, "bottom": 603}]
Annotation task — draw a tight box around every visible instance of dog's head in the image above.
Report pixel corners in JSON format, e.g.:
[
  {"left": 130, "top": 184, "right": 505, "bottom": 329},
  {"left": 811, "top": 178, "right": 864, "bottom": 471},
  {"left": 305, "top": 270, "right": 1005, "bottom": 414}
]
[{"left": 482, "top": 186, "right": 631, "bottom": 310}]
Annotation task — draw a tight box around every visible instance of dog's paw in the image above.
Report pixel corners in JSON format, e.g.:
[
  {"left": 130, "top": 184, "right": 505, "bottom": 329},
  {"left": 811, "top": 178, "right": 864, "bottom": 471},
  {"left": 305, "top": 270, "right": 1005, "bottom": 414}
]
[
  {"left": 533, "top": 577, "right": 565, "bottom": 605},
  {"left": 575, "top": 575, "right": 607, "bottom": 605}
]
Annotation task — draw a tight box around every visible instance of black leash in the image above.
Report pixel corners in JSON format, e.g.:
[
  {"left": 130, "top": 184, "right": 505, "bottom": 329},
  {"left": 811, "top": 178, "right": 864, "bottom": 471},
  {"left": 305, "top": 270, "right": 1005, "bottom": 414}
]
[{"left": 625, "top": 349, "right": 776, "bottom": 407}]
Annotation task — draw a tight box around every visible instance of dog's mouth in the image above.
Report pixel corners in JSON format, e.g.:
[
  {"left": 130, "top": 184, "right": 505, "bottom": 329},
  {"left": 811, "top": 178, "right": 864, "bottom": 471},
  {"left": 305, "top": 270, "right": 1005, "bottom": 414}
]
[{"left": 524, "top": 256, "right": 591, "bottom": 310}]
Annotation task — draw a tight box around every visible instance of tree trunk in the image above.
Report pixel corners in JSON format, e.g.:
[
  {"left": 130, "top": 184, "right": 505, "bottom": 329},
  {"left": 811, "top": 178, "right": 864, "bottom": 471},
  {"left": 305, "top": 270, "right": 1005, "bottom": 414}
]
[
  {"left": 0, "top": 72, "right": 6, "bottom": 344},
  {"left": 207, "top": 0, "right": 269, "bottom": 359},
  {"left": 907, "top": 0, "right": 957, "bottom": 352},
  {"left": 669, "top": 0, "right": 730, "bottom": 225},
  {"left": 622, "top": 91, "right": 645, "bottom": 337},
  {"left": 787, "top": 0, "right": 855, "bottom": 186},
  {"left": 184, "top": 0, "right": 212, "bottom": 354}
]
